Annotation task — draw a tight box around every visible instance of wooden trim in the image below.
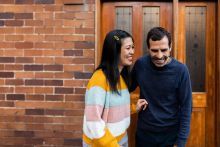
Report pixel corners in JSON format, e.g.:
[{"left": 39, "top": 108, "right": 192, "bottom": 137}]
[
  {"left": 95, "top": 0, "right": 101, "bottom": 68},
  {"left": 173, "top": 0, "right": 178, "bottom": 59},
  {"left": 205, "top": 3, "right": 216, "bottom": 147},
  {"left": 217, "top": 0, "right": 220, "bottom": 146}
]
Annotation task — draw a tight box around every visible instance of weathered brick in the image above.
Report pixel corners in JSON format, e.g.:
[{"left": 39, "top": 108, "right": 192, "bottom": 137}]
[
  {"left": 64, "top": 138, "right": 82, "bottom": 146},
  {"left": 75, "top": 12, "right": 94, "bottom": 19},
  {"left": 45, "top": 95, "right": 64, "bottom": 101},
  {"left": 64, "top": 80, "right": 84, "bottom": 87},
  {"left": 0, "top": 94, "right": 5, "bottom": 100},
  {"left": 85, "top": 0, "right": 95, "bottom": 4},
  {"left": 35, "top": 72, "right": 54, "bottom": 78},
  {"left": 64, "top": 65, "right": 83, "bottom": 72},
  {"left": 15, "top": 87, "right": 34, "bottom": 94},
  {"left": 35, "top": 57, "right": 54, "bottom": 64},
  {"left": 43, "top": 50, "right": 63, "bottom": 56},
  {"left": 84, "top": 65, "right": 94, "bottom": 72},
  {"left": 5, "top": 65, "right": 23, "bottom": 70},
  {"left": 15, "top": 13, "right": 33, "bottom": 19},
  {"left": 15, "top": 72, "right": 35, "bottom": 78},
  {"left": 55, "top": 72, "right": 73, "bottom": 79},
  {"left": 5, "top": 20, "right": 23, "bottom": 26},
  {"left": 25, "top": 138, "right": 44, "bottom": 145},
  {"left": 0, "top": 28, "right": 15, "bottom": 34},
  {"left": 26, "top": 109, "right": 44, "bottom": 115},
  {"left": 0, "top": 42, "right": 15, "bottom": 48},
  {"left": 15, "top": 42, "right": 33, "bottom": 49},
  {"left": 63, "top": 0, "right": 84, "bottom": 5},
  {"left": 75, "top": 28, "right": 94, "bottom": 34},
  {"left": 45, "top": 109, "right": 64, "bottom": 116},
  {"left": 44, "top": 5, "right": 63, "bottom": 11},
  {"left": 54, "top": 27, "right": 75, "bottom": 34},
  {"left": 35, "top": 87, "right": 53, "bottom": 94},
  {"left": 63, "top": 35, "right": 84, "bottom": 41},
  {"left": 83, "top": 49, "right": 94, "bottom": 57},
  {"left": 74, "top": 72, "right": 92, "bottom": 79},
  {"left": 0, "top": 12, "right": 14, "bottom": 19},
  {"left": 44, "top": 65, "right": 63, "bottom": 71},
  {"left": 7, "top": 94, "right": 25, "bottom": 100},
  {"left": 72, "top": 58, "right": 94, "bottom": 64},
  {"left": 55, "top": 57, "right": 72, "bottom": 64},
  {"left": 45, "top": 35, "right": 63, "bottom": 41},
  {"left": 25, "top": 20, "right": 43, "bottom": 26},
  {"left": 35, "top": 42, "right": 54, "bottom": 49},
  {"left": 54, "top": 42, "right": 75, "bottom": 49},
  {"left": 4, "top": 50, "right": 23, "bottom": 57},
  {"left": 75, "top": 41, "right": 94, "bottom": 49},
  {"left": 0, "top": 20, "right": 4, "bottom": 26},
  {"left": 45, "top": 19, "right": 63, "bottom": 26},
  {"left": 64, "top": 50, "right": 83, "bottom": 56},
  {"left": 0, "top": 101, "right": 14, "bottom": 107},
  {"left": 16, "top": 57, "right": 34, "bottom": 63},
  {"left": 25, "top": 79, "right": 44, "bottom": 86},
  {"left": 26, "top": 94, "right": 44, "bottom": 101},
  {"left": 0, "top": 57, "right": 15, "bottom": 63},
  {"left": 55, "top": 88, "right": 73, "bottom": 94},
  {"left": 24, "top": 35, "right": 44, "bottom": 42},
  {"left": 16, "top": 27, "right": 34, "bottom": 34},
  {"left": 5, "top": 35, "right": 24, "bottom": 41},
  {"left": 35, "top": 27, "right": 53, "bottom": 34},
  {"left": 15, "top": 0, "right": 34, "bottom": 4},
  {"left": 64, "top": 109, "right": 83, "bottom": 116},
  {"left": 14, "top": 131, "right": 34, "bottom": 137},
  {"left": 44, "top": 80, "right": 63, "bottom": 86},
  {"left": 34, "top": 0, "right": 54, "bottom": 4},
  {"left": 75, "top": 88, "right": 86, "bottom": 94},
  {"left": 5, "top": 79, "right": 24, "bottom": 85},
  {"left": 24, "top": 65, "right": 43, "bottom": 71},
  {"left": 0, "top": 72, "right": 14, "bottom": 78},
  {"left": 24, "top": 50, "right": 43, "bottom": 56},
  {"left": 0, "top": 0, "right": 14, "bottom": 4}
]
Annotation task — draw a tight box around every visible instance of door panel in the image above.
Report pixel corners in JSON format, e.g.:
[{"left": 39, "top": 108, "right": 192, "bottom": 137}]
[
  {"left": 101, "top": 1, "right": 216, "bottom": 147},
  {"left": 178, "top": 3, "right": 216, "bottom": 147}
]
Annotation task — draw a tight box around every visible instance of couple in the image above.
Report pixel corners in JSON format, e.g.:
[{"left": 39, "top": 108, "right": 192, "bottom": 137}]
[{"left": 82, "top": 27, "right": 192, "bottom": 147}]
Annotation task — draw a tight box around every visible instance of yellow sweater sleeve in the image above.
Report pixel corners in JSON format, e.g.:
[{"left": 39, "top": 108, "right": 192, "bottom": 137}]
[{"left": 92, "top": 128, "right": 120, "bottom": 147}]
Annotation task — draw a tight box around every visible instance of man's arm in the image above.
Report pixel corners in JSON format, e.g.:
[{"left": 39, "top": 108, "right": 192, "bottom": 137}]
[{"left": 177, "top": 65, "right": 192, "bottom": 147}]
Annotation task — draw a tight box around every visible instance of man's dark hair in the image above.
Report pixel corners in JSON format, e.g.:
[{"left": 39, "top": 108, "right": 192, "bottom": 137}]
[{"left": 146, "top": 27, "right": 171, "bottom": 48}]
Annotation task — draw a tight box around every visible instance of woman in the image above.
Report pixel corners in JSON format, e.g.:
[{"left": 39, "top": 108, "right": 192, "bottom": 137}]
[{"left": 82, "top": 30, "right": 134, "bottom": 147}]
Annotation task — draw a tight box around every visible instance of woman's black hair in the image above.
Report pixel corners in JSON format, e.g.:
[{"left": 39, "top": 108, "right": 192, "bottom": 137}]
[{"left": 97, "top": 29, "right": 133, "bottom": 94}]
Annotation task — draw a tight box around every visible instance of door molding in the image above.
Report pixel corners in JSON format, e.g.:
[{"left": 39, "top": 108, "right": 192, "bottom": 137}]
[{"left": 217, "top": 0, "right": 220, "bottom": 146}]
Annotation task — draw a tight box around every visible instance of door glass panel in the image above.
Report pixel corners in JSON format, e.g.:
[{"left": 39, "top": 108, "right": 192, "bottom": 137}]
[
  {"left": 115, "top": 7, "right": 132, "bottom": 34},
  {"left": 143, "top": 7, "right": 160, "bottom": 54},
  {"left": 185, "top": 7, "right": 206, "bottom": 92}
]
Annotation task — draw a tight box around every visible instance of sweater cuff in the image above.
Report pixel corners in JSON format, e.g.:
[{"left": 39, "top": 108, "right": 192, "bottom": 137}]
[{"left": 177, "top": 138, "right": 186, "bottom": 147}]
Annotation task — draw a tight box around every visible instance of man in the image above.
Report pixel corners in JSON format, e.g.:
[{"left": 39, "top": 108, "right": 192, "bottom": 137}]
[{"left": 130, "top": 27, "right": 192, "bottom": 147}]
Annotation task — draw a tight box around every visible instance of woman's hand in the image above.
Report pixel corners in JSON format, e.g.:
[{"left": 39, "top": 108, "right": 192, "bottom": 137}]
[{"left": 136, "top": 99, "right": 148, "bottom": 112}]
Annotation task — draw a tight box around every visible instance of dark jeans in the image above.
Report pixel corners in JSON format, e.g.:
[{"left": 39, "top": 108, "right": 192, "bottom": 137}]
[{"left": 135, "top": 127, "right": 178, "bottom": 147}]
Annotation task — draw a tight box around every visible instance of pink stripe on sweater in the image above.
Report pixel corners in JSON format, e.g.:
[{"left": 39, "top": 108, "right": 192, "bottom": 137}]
[{"left": 85, "top": 104, "right": 130, "bottom": 123}]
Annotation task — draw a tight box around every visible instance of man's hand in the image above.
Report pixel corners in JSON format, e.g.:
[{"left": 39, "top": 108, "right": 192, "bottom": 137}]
[{"left": 136, "top": 99, "right": 148, "bottom": 112}]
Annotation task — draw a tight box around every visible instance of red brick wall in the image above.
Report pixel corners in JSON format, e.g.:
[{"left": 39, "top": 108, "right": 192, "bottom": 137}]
[{"left": 0, "top": 0, "right": 95, "bottom": 146}]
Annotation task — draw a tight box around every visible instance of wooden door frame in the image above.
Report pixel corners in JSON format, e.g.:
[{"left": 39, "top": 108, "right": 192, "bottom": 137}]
[
  {"left": 217, "top": 0, "right": 220, "bottom": 146},
  {"left": 96, "top": 0, "right": 220, "bottom": 146}
]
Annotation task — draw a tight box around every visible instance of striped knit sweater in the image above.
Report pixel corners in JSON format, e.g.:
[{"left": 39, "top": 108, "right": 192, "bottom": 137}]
[{"left": 83, "top": 69, "right": 130, "bottom": 147}]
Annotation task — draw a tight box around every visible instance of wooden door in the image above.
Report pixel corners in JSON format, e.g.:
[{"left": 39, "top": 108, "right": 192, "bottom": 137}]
[
  {"left": 177, "top": 3, "right": 216, "bottom": 147},
  {"left": 100, "top": 1, "right": 216, "bottom": 147}
]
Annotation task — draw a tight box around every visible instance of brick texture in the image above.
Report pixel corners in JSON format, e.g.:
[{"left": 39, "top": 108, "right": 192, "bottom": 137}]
[{"left": 0, "top": 0, "right": 95, "bottom": 146}]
